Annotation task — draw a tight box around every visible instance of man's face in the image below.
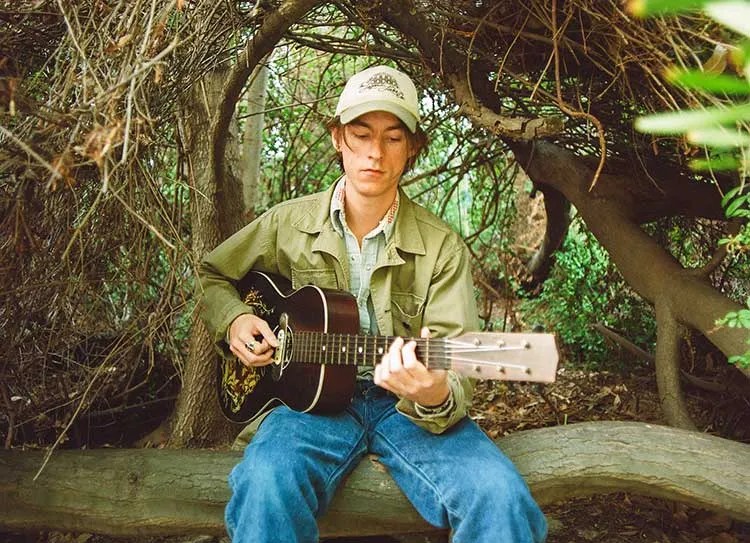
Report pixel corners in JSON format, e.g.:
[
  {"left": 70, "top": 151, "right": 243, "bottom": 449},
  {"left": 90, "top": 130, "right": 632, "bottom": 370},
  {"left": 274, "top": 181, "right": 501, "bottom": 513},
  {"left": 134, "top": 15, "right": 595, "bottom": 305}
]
[{"left": 331, "top": 110, "right": 416, "bottom": 202}]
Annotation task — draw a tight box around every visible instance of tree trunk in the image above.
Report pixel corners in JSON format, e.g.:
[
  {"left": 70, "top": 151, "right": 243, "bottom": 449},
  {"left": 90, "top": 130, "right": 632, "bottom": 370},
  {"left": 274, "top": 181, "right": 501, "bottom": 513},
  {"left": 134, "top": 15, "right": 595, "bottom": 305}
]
[
  {"left": 169, "top": 0, "right": 323, "bottom": 449},
  {"left": 241, "top": 60, "right": 270, "bottom": 221},
  {"left": 2, "top": 422, "right": 748, "bottom": 538},
  {"left": 171, "top": 67, "right": 240, "bottom": 448}
]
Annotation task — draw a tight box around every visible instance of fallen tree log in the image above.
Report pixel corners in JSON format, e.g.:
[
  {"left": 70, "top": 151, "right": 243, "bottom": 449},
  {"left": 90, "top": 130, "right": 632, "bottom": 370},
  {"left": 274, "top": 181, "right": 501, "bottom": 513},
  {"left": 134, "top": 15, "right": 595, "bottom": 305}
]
[{"left": 1, "top": 422, "right": 748, "bottom": 538}]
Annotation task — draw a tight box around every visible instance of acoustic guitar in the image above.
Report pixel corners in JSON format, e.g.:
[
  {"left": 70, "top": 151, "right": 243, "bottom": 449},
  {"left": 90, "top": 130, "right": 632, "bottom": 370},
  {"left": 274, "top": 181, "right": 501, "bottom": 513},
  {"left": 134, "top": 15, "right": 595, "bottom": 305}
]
[{"left": 216, "top": 270, "right": 560, "bottom": 424}]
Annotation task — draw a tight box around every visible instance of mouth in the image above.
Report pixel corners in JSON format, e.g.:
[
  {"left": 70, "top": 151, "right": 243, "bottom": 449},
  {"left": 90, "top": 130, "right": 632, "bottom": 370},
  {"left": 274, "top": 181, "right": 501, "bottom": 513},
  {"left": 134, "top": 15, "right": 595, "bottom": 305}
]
[{"left": 362, "top": 168, "right": 384, "bottom": 175}]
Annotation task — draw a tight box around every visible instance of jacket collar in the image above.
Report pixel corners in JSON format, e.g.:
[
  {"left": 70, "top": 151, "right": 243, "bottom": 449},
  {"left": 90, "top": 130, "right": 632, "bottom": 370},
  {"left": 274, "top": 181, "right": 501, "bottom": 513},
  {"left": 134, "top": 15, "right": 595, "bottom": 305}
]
[{"left": 294, "top": 181, "right": 426, "bottom": 256}]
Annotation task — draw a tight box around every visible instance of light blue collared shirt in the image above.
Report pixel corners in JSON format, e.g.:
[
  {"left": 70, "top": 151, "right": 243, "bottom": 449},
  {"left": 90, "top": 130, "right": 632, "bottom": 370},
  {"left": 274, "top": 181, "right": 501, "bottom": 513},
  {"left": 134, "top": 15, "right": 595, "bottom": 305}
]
[{"left": 329, "top": 177, "right": 399, "bottom": 336}]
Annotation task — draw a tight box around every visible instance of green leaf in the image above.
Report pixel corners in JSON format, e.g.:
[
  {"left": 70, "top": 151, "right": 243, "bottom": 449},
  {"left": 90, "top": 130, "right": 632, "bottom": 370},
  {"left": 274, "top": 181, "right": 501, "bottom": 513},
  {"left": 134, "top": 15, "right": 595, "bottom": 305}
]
[
  {"left": 725, "top": 192, "right": 750, "bottom": 216},
  {"left": 689, "top": 155, "right": 741, "bottom": 170},
  {"left": 635, "top": 103, "right": 750, "bottom": 134},
  {"left": 627, "top": 0, "right": 711, "bottom": 16},
  {"left": 734, "top": 40, "right": 750, "bottom": 68},
  {"left": 686, "top": 126, "right": 750, "bottom": 147},
  {"left": 705, "top": 2, "right": 750, "bottom": 38},
  {"left": 721, "top": 185, "right": 746, "bottom": 206},
  {"left": 667, "top": 69, "right": 750, "bottom": 95},
  {"left": 719, "top": 308, "right": 750, "bottom": 327},
  {"left": 729, "top": 354, "right": 750, "bottom": 368}
]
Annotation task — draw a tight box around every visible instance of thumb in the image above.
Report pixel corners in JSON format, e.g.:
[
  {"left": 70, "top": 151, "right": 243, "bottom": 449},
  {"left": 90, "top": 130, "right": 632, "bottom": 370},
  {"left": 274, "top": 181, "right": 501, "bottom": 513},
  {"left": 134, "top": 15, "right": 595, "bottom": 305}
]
[{"left": 257, "top": 320, "right": 279, "bottom": 347}]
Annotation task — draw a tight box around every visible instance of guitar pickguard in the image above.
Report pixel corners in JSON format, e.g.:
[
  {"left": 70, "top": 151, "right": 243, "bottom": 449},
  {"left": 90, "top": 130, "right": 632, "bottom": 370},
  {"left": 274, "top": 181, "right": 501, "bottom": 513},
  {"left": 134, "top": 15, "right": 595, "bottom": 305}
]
[
  {"left": 243, "top": 287, "right": 273, "bottom": 318},
  {"left": 221, "top": 358, "right": 264, "bottom": 413},
  {"left": 218, "top": 287, "right": 275, "bottom": 414}
]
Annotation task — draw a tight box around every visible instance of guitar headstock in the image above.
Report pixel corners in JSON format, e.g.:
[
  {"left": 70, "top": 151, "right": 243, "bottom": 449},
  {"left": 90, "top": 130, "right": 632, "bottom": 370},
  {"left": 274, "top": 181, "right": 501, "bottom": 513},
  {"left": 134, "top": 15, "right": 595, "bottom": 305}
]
[{"left": 443, "top": 332, "right": 559, "bottom": 383}]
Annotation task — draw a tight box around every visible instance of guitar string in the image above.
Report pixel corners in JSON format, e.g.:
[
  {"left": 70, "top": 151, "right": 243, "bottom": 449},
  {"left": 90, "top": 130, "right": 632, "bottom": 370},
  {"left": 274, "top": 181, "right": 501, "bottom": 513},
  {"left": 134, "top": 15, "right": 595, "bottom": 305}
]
[
  {"left": 289, "top": 332, "right": 522, "bottom": 369},
  {"left": 292, "top": 332, "right": 452, "bottom": 367}
]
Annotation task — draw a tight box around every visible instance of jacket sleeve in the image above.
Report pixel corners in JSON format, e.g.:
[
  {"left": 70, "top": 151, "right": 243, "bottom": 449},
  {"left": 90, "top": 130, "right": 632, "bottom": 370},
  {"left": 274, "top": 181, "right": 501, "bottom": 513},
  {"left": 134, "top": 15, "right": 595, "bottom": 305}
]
[
  {"left": 198, "top": 210, "right": 280, "bottom": 357},
  {"left": 395, "top": 235, "right": 480, "bottom": 433}
]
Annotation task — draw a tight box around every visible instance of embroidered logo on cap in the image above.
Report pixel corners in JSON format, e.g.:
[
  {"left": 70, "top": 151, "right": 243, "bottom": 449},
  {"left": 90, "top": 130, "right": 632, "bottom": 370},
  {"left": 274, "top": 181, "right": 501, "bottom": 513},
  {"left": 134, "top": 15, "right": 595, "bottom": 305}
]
[{"left": 358, "top": 72, "right": 404, "bottom": 100}]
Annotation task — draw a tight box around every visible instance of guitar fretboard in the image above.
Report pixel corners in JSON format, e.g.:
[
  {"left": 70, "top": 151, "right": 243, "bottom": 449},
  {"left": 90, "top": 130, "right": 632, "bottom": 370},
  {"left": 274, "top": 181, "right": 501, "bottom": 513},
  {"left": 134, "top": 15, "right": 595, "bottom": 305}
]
[{"left": 290, "top": 332, "right": 452, "bottom": 369}]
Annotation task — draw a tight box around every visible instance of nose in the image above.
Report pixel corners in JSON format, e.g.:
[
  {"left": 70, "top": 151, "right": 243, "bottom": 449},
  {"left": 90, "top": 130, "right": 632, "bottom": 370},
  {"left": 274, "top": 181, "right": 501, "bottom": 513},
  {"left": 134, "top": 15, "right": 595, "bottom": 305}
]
[{"left": 367, "top": 137, "right": 384, "bottom": 159}]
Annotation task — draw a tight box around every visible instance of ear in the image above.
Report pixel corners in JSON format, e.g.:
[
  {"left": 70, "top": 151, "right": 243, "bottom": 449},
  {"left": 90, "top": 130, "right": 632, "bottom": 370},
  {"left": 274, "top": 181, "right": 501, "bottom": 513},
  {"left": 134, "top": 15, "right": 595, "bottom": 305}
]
[{"left": 330, "top": 127, "right": 341, "bottom": 152}]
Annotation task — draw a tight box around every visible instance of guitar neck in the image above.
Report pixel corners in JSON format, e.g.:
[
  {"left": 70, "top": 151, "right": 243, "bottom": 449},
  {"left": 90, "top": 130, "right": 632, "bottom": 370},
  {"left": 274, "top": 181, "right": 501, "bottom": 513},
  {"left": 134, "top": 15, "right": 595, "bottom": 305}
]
[
  {"left": 290, "top": 332, "right": 448, "bottom": 369},
  {"left": 288, "top": 330, "right": 558, "bottom": 383}
]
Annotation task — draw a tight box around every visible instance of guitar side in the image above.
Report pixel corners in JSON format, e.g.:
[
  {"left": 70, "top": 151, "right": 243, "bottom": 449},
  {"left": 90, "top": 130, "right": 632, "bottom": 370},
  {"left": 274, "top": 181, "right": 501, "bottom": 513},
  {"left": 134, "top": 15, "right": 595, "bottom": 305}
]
[{"left": 216, "top": 271, "right": 360, "bottom": 424}]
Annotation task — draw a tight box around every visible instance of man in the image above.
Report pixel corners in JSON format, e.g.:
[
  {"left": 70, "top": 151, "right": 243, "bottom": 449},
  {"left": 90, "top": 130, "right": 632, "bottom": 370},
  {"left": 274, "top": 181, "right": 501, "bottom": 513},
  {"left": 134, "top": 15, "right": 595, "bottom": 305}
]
[{"left": 199, "top": 65, "right": 547, "bottom": 542}]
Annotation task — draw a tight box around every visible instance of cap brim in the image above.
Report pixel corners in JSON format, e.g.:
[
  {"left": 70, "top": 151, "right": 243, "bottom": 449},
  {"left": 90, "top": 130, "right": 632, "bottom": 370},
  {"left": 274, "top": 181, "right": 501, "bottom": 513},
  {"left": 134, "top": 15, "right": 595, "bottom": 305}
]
[{"left": 339, "top": 101, "right": 418, "bottom": 132}]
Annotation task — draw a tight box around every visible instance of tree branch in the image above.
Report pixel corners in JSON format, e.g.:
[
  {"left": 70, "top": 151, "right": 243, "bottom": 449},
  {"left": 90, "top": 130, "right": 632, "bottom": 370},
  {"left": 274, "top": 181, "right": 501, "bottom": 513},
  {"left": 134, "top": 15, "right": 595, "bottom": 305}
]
[
  {"left": 210, "top": 0, "right": 324, "bottom": 197},
  {"left": 381, "top": 0, "right": 564, "bottom": 141}
]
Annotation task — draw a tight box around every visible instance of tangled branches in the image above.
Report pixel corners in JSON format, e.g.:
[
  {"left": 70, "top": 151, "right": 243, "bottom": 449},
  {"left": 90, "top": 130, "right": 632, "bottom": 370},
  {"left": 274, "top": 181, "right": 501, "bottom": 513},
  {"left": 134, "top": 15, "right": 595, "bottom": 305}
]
[{"left": 0, "top": 0, "right": 259, "bottom": 447}]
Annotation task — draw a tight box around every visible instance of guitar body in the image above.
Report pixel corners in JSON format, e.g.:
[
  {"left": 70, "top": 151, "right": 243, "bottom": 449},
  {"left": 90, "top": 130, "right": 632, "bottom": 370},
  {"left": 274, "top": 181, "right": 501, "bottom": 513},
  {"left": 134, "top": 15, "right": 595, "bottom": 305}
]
[{"left": 216, "top": 271, "right": 359, "bottom": 424}]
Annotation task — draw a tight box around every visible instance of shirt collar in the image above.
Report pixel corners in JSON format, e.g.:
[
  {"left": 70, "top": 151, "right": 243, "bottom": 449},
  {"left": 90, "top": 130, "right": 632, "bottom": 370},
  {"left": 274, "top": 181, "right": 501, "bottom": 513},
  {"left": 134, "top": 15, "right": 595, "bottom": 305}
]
[{"left": 330, "top": 176, "right": 400, "bottom": 242}]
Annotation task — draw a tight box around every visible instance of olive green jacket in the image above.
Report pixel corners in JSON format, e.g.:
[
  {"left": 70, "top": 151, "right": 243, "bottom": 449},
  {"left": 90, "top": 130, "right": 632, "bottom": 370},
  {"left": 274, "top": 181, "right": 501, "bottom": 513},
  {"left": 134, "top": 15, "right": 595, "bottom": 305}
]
[{"left": 198, "top": 182, "right": 480, "bottom": 434}]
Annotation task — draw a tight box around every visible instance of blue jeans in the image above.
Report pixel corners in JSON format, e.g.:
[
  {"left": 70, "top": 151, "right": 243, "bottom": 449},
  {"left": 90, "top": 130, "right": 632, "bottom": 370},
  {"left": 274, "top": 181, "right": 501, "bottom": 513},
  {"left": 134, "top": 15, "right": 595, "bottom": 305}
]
[{"left": 226, "top": 381, "right": 547, "bottom": 542}]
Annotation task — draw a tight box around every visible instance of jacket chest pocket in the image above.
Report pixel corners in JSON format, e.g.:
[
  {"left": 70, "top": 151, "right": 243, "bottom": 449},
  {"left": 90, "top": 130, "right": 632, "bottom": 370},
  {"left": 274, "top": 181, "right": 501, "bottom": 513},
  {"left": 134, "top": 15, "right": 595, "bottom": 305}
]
[
  {"left": 291, "top": 267, "right": 340, "bottom": 290},
  {"left": 391, "top": 291, "right": 425, "bottom": 337}
]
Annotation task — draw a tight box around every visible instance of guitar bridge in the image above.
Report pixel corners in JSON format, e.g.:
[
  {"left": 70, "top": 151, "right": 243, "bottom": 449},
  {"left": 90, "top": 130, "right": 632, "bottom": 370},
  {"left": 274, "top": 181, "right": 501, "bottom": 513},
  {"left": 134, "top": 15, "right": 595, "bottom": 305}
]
[{"left": 271, "top": 312, "right": 290, "bottom": 381}]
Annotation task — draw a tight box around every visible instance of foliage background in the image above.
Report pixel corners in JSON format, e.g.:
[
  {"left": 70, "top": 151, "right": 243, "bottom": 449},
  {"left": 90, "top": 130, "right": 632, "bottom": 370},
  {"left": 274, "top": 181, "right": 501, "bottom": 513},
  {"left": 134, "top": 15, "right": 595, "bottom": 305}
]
[{"left": 1, "top": 0, "right": 748, "bottom": 450}]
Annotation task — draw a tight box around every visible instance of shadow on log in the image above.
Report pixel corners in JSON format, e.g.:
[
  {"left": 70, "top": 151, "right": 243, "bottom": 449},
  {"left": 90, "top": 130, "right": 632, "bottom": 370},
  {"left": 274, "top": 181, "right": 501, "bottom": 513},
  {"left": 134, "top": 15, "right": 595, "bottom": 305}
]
[{"left": 1, "top": 422, "right": 748, "bottom": 538}]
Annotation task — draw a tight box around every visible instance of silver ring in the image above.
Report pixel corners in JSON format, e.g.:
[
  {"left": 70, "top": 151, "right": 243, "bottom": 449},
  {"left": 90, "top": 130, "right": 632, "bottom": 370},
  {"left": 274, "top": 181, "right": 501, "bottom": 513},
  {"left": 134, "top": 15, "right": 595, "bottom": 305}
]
[{"left": 245, "top": 339, "right": 257, "bottom": 353}]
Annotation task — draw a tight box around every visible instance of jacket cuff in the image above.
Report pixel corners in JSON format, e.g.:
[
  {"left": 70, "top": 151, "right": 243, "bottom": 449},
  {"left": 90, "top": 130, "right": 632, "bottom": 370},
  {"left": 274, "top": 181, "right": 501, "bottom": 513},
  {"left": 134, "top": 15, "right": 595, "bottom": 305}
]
[{"left": 395, "top": 371, "right": 466, "bottom": 434}]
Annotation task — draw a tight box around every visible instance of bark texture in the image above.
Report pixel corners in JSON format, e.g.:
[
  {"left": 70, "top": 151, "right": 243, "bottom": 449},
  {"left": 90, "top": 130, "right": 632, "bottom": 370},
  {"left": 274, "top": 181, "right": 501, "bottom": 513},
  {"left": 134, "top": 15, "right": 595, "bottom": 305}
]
[
  {"left": 171, "top": 66, "right": 239, "bottom": 448},
  {"left": 1, "top": 422, "right": 748, "bottom": 538}
]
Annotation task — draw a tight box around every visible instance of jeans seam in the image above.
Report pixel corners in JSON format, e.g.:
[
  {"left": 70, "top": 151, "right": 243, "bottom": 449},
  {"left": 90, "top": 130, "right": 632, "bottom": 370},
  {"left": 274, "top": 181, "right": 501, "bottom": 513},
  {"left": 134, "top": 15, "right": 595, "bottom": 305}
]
[
  {"left": 323, "top": 428, "right": 368, "bottom": 495},
  {"left": 374, "top": 428, "right": 461, "bottom": 521}
]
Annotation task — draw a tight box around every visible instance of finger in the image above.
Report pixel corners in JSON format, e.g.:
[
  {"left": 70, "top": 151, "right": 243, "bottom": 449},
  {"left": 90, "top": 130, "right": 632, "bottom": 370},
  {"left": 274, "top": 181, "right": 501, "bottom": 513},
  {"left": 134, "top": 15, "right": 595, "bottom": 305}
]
[
  {"left": 250, "top": 337, "right": 270, "bottom": 355},
  {"left": 243, "top": 338, "right": 258, "bottom": 354},
  {"left": 401, "top": 339, "right": 420, "bottom": 370},
  {"left": 374, "top": 362, "right": 398, "bottom": 394},
  {"left": 232, "top": 337, "right": 275, "bottom": 367},
  {"left": 251, "top": 348, "right": 275, "bottom": 366},
  {"left": 387, "top": 337, "right": 405, "bottom": 373},
  {"left": 373, "top": 361, "right": 383, "bottom": 385},
  {"left": 256, "top": 320, "right": 279, "bottom": 348},
  {"left": 420, "top": 327, "right": 431, "bottom": 339}
]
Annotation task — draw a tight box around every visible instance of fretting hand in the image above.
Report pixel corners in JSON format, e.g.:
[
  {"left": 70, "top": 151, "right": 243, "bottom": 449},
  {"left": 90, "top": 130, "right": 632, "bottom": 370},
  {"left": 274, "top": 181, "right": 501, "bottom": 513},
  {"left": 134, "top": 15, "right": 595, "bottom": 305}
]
[{"left": 373, "top": 327, "right": 450, "bottom": 407}]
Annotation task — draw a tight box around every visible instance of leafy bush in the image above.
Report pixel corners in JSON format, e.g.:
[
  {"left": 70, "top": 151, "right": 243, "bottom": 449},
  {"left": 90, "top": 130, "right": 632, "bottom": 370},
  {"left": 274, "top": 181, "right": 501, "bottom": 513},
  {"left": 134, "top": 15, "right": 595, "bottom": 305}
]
[{"left": 520, "top": 223, "right": 656, "bottom": 371}]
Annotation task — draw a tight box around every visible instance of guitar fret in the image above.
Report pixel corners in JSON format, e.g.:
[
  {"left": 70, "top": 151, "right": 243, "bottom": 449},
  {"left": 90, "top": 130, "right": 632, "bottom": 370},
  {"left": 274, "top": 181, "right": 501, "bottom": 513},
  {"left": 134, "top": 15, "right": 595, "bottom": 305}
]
[{"left": 337, "top": 333, "right": 342, "bottom": 366}]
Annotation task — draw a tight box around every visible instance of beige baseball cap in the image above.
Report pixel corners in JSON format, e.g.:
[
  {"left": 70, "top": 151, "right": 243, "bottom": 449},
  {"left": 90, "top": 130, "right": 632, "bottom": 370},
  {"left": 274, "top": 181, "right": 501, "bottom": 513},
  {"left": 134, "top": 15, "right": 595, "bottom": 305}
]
[{"left": 334, "top": 65, "right": 420, "bottom": 132}]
